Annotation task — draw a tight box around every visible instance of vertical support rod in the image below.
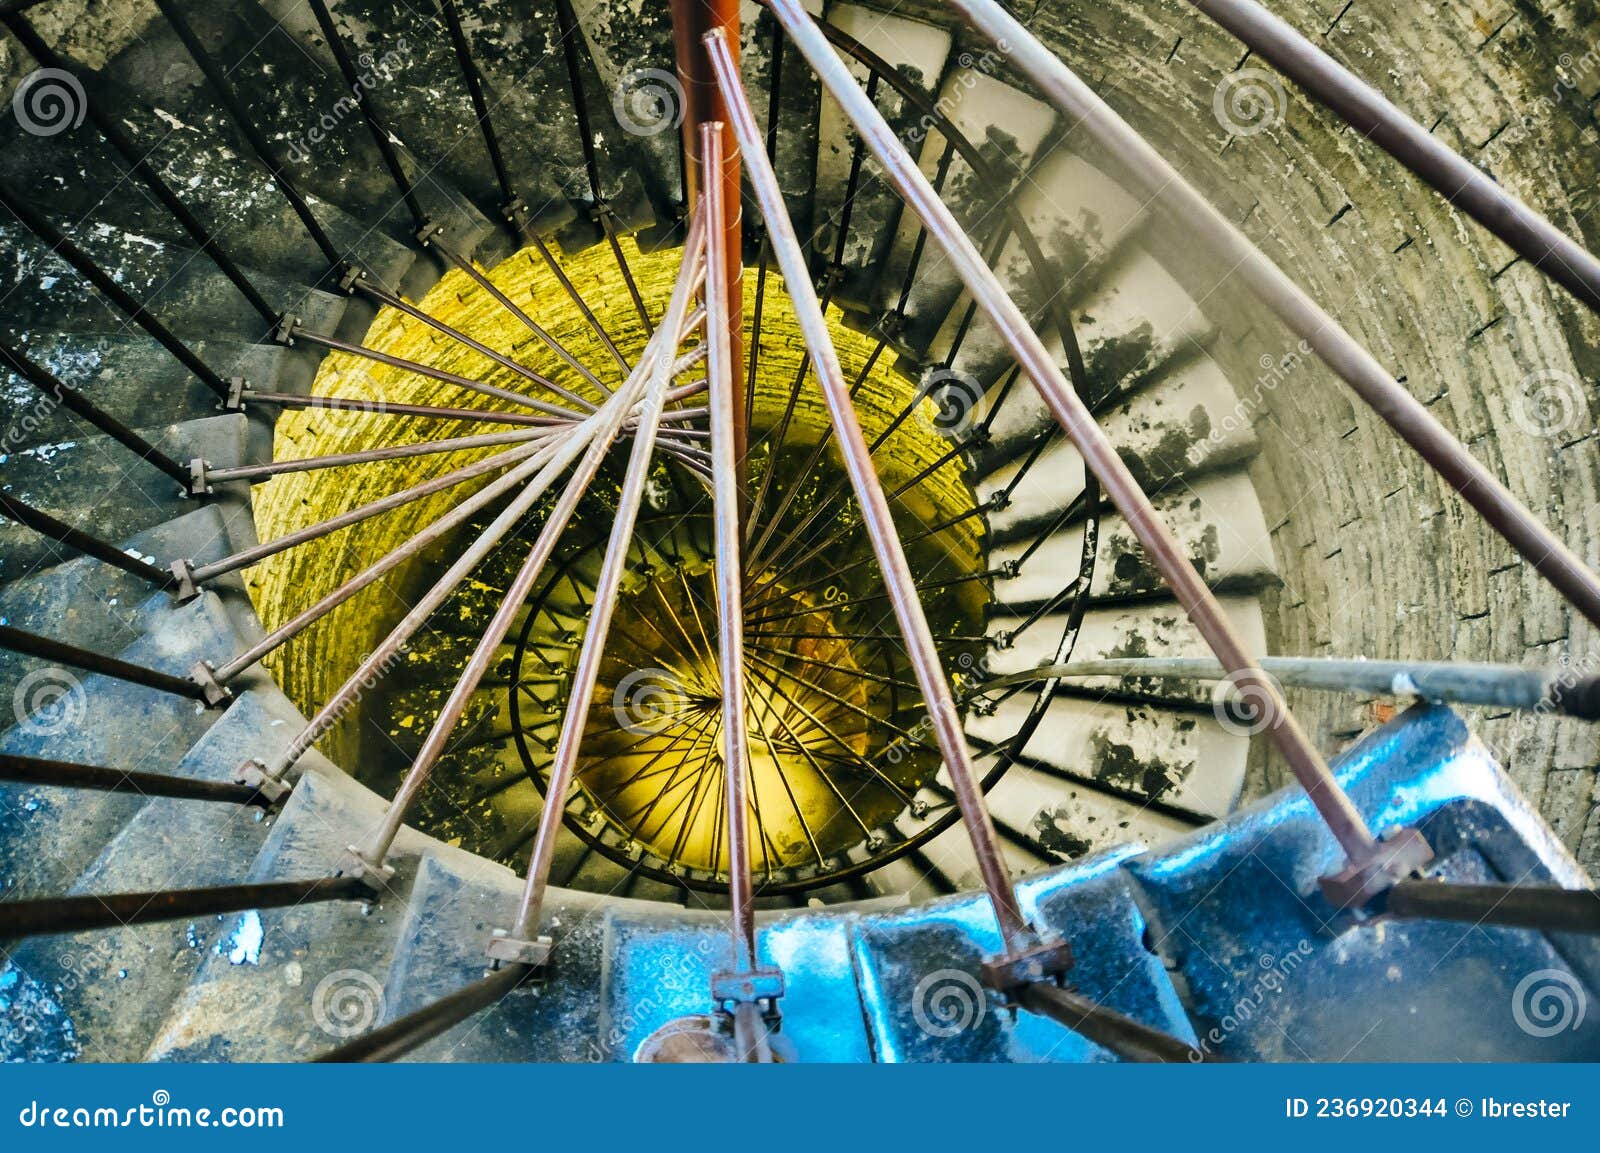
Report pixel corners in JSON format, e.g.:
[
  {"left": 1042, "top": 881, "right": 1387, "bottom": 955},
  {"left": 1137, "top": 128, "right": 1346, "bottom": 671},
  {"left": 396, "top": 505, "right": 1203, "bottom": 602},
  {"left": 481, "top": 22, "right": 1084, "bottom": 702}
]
[
  {"left": 671, "top": 0, "right": 746, "bottom": 467},
  {"left": 701, "top": 123, "right": 757, "bottom": 974},
  {"left": 757, "top": 2, "right": 1394, "bottom": 883},
  {"left": 703, "top": 32, "right": 1031, "bottom": 954},
  {"left": 508, "top": 215, "right": 708, "bottom": 942}
]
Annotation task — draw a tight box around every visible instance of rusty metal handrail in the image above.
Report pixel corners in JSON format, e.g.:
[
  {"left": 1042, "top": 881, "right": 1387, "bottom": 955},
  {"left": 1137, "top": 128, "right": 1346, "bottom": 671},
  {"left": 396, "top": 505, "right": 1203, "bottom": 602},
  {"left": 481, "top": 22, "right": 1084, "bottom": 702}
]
[
  {"left": 753, "top": 0, "right": 1431, "bottom": 915},
  {"left": 705, "top": 28, "right": 1037, "bottom": 957},
  {"left": 1190, "top": 0, "right": 1600, "bottom": 314}
]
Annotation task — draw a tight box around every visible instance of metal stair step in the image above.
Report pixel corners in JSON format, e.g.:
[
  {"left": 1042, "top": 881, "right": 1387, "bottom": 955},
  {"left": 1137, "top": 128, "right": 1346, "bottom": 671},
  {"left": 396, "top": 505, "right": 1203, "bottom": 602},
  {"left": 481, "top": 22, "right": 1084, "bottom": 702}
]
[
  {"left": 0, "top": 413, "right": 253, "bottom": 580},
  {"left": 0, "top": 591, "right": 239, "bottom": 902}
]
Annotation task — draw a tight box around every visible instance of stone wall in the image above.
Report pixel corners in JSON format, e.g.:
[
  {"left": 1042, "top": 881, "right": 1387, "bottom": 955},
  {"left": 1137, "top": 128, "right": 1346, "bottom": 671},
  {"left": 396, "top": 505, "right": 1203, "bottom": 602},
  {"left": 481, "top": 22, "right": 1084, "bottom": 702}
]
[{"left": 1013, "top": 0, "right": 1600, "bottom": 869}]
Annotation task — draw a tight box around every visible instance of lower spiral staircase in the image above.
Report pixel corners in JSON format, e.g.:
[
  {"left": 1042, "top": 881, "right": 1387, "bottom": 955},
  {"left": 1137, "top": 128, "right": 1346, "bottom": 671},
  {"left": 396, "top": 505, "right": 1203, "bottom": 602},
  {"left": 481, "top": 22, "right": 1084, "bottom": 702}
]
[{"left": 1, "top": 0, "right": 1598, "bottom": 1063}]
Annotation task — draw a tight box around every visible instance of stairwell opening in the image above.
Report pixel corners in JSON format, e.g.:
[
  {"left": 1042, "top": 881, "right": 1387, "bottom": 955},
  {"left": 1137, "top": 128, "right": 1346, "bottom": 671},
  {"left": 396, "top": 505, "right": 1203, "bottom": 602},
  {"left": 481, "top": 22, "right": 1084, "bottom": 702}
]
[{"left": 245, "top": 237, "right": 990, "bottom": 895}]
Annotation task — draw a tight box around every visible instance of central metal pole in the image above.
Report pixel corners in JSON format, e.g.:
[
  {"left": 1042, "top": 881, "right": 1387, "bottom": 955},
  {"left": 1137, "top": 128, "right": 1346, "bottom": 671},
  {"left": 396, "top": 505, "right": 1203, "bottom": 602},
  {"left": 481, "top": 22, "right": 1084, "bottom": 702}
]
[{"left": 671, "top": 0, "right": 746, "bottom": 469}]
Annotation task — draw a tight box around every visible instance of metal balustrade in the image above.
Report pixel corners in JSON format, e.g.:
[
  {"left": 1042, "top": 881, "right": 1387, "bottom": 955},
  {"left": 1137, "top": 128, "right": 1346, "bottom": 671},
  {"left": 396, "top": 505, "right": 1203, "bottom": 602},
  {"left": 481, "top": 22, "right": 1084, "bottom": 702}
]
[{"left": 0, "top": 0, "right": 1596, "bottom": 1067}]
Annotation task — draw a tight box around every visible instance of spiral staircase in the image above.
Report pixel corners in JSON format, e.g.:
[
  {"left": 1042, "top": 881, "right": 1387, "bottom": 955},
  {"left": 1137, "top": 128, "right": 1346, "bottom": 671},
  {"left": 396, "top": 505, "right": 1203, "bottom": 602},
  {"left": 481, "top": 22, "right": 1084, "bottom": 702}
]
[{"left": 0, "top": 0, "right": 1597, "bottom": 1063}]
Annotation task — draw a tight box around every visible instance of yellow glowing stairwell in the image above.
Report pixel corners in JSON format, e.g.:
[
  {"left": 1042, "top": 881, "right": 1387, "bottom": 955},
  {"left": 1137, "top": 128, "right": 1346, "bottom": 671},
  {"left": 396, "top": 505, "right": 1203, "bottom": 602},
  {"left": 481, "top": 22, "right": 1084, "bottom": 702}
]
[{"left": 248, "top": 237, "right": 982, "bottom": 873}]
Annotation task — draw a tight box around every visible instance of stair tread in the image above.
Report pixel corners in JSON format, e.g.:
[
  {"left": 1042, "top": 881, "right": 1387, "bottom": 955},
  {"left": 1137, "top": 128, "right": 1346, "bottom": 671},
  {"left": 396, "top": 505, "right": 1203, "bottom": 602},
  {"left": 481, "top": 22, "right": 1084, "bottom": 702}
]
[{"left": 0, "top": 592, "right": 239, "bottom": 901}]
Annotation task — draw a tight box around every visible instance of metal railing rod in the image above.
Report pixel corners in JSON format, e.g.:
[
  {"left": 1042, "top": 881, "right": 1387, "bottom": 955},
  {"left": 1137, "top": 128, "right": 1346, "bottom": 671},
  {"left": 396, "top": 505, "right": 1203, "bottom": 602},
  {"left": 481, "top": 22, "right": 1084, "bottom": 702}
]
[
  {"left": 949, "top": 0, "right": 1600, "bottom": 634},
  {"left": 705, "top": 31, "right": 1031, "bottom": 953},
  {"left": 1382, "top": 880, "right": 1600, "bottom": 934},
  {"left": 437, "top": 0, "right": 515, "bottom": 207},
  {"left": 304, "top": 0, "right": 425, "bottom": 227},
  {"left": 981, "top": 656, "right": 1600, "bottom": 719},
  {"left": 0, "top": 752, "right": 269, "bottom": 806},
  {"left": 155, "top": 0, "right": 343, "bottom": 269},
  {"left": 352, "top": 291, "right": 695, "bottom": 869},
  {"left": 525, "top": 233, "right": 630, "bottom": 373},
  {"left": 427, "top": 239, "right": 612, "bottom": 400},
  {"left": 1, "top": 11, "right": 278, "bottom": 325},
  {"left": 1, "top": 340, "right": 189, "bottom": 485},
  {"left": 507, "top": 213, "right": 708, "bottom": 944},
  {"left": 1015, "top": 983, "right": 1212, "bottom": 1062},
  {"left": 237, "top": 389, "right": 557, "bottom": 428},
  {"left": 0, "top": 492, "right": 174, "bottom": 588},
  {"left": 313, "top": 964, "right": 531, "bottom": 1062},
  {"left": 0, "top": 624, "right": 209, "bottom": 701},
  {"left": 202, "top": 427, "right": 555, "bottom": 484},
  {"left": 186, "top": 442, "right": 544, "bottom": 585},
  {"left": 701, "top": 123, "right": 760, "bottom": 987},
  {"left": 1192, "top": 0, "right": 1600, "bottom": 314},
  {"left": 552, "top": 0, "right": 654, "bottom": 333},
  {"left": 259, "top": 411, "right": 616, "bottom": 792},
  {"left": 763, "top": 1, "right": 1396, "bottom": 887},
  {"left": 208, "top": 442, "right": 575, "bottom": 685},
  {"left": 0, "top": 876, "right": 369, "bottom": 938},
  {"left": 344, "top": 275, "right": 593, "bottom": 412},
  {"left": 0, "top": 181, "right": 230, "bottom": 398},
  {"left": 284, "top": 321, "right": 578, "bottom": 420}
]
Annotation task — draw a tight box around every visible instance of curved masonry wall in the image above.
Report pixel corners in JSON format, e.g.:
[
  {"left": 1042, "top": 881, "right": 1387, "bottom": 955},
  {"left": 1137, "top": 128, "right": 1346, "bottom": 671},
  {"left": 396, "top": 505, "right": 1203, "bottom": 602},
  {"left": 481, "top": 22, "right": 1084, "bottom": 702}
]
[{"left": 1014, "top": 0, "right": 1600, "bottom": 868}]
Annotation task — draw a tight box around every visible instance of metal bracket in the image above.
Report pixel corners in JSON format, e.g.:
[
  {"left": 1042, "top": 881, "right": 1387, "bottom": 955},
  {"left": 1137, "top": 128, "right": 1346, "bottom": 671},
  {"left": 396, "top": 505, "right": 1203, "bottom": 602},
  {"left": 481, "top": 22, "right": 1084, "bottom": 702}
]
[
  {"left": 1319, "top": 826, "right": 1434, "bottom": 909},
  {"left": 189, "top": 660, "right": 233, "bottom": 708},
  {"left": 414, "top": 220, "right": 444, "bottom": 249},
  {"left": 500, "top": 196, "right": 529, "bottom": 226},
  {"left": 336, "top": 264, "right": 367, "bottom": 294},
  {"left": 271, "top": 314, "right": 301, "bottom": 347},
  {"left": 486, "top": 930, "right": 554, "bottom": 968},
  {"left": 222, "top": 377, "right": 248, "bottom": 413},
  {"left": 709, "top": 966, "right": 785, "bottom": 1007},
  {"left": 234, "top": 758, "right": 291, "bottom": 805},
  {"left": 186, "top": 458, "right": 212, "bottom": 498},
  {"left": 169, "top": 558, "right": 201, "bottom": 604},
  {"left": 337, "top": 847, "right": 397, "bottom": 896},
  {"left": 980, "top": 936, "right": 1075, "bottom": 996}
]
